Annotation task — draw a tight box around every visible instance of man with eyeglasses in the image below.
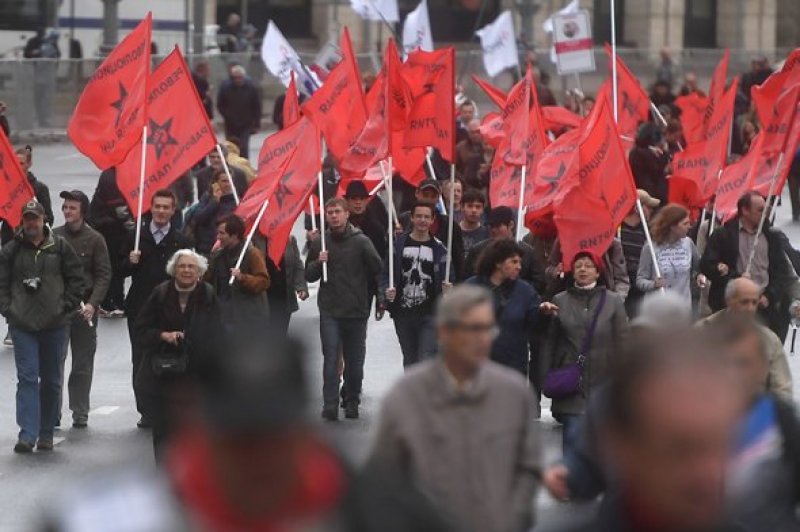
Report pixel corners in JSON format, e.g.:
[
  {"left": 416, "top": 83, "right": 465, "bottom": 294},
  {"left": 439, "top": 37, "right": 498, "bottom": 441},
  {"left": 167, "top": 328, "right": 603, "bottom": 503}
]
[{"left": 369, "top": 284, "right": 541, "bottom": 532}]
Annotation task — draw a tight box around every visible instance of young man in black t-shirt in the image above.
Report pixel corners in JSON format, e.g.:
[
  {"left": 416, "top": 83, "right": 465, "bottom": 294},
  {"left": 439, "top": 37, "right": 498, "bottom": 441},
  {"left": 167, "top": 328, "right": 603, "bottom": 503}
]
[{"left": 382, "top": 203, "right": 451, "bottom": 368}]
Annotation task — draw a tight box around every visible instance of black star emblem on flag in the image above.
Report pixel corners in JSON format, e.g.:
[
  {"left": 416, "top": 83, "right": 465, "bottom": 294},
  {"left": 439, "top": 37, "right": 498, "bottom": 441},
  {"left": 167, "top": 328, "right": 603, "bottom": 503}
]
[
  {"left": 273, "top": 171, "right": 295, "bottom": 209},
  {"left": 110, "top": 82, "right": 129, "bottom": 128},
  {"left": 147, "top": 118, "right": 179, "bottom": 160},
  {"left": 542, "top": 161, "right": 566, "bottom": 193}
]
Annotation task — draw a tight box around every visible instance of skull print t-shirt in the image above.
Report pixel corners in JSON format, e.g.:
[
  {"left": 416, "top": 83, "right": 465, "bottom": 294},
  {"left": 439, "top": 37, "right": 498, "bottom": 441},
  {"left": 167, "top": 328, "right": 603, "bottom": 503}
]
[{"left": 398, "top": 236, "right": 437, "bottom": 315}]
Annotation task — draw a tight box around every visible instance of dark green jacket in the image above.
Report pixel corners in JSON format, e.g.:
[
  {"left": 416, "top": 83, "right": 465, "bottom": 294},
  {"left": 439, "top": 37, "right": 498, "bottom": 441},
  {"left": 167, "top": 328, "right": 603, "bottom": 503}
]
[
  {"left": 0, "top": 228, "right": 85, "bottom": 331},
  {"left": 306, "top": 224, "right": 383, "bottom": 319},
  {"left": 53, "top": 222, "right": 111, "bottom": 309}
]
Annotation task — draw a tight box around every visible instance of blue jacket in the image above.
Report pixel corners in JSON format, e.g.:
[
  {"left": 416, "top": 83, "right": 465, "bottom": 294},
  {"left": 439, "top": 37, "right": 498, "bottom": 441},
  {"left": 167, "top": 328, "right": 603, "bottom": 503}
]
[
  {"left": 465, "top": 275, "right": 540, "bottom": 375},
  {"left": 380, "top": 233, "right": 451, "bottom": 316}
]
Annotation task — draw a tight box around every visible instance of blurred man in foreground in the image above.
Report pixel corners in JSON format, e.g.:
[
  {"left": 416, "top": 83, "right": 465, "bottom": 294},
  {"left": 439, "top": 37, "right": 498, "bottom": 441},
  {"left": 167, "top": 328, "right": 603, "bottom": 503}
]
[{"left": 43, "top": 338, "right": 452, "bottom": 531}]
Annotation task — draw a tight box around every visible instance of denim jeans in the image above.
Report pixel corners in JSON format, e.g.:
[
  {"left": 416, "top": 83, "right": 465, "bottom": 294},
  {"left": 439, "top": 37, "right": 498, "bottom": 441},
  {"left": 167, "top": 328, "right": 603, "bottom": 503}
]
[
  {"left": 319, "top": 315, "right": 367, "bottom": 407},
  {"left": 559, "top": 413, "right": 583, "bottom": 455},
  {"left": 393, "top": 314, "right": 437, "bottom": 368},
  {"left": 12, "top": 325, "right": 68, "bottom": 443}
]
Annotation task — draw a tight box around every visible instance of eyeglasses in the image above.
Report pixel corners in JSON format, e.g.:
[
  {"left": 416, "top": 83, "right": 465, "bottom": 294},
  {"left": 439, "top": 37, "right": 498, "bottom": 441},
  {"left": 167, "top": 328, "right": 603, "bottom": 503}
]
[{"left": 449, "top": 322, "right": 499, "bottom": 338}]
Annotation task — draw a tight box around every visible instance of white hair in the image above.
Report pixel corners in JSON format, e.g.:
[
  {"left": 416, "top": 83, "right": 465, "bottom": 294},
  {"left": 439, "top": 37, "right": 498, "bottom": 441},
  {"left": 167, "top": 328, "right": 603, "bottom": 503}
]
[
  {"left": 166, "top": 249, "right": 208, "bottom": 277},
  {"left": 231, "top": 65, "right": 246, "bottom": 77},
  {"left": 436, "top": 284, "right": 493, "bottom": 328}
]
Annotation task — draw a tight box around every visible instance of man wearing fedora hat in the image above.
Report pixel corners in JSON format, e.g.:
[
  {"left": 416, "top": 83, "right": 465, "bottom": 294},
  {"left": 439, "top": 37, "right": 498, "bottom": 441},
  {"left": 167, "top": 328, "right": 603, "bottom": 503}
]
[
  {"left": 0, "top": 200, "right": 85, "bottom": 452},
  {"left": 53, "top": 190, "right": 111, "bottom": 429}
]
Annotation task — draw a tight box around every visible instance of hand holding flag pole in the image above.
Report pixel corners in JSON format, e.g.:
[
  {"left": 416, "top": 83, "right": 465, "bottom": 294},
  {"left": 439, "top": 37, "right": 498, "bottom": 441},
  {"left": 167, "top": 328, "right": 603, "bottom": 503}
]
[
  {"left": 229, "top": 198, "right": 270, "bottom": 286},
  {"left": 133, "top": 124, "right": 148, "bottom": 252},
  {"left": 216, "top": 144, "right": 240, "bottom": 205},
  {"left": 745, "top": 152, "right": 784, "bottom": 276}
]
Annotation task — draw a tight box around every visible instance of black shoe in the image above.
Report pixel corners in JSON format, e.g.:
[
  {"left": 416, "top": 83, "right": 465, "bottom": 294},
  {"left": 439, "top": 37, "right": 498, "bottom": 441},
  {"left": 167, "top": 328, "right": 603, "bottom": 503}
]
[
  {"left": 137, "top": 416, "right": 152, "bottom": 429},
  {"left": 72, "top": 419, "right": 88, "bottom": 429},
  {"left": 345, "top": 402, "right": 359, "bottom": 419},
  {"left": 13, "top": 440, "right": 33, "bottom": 453},
  {"left": 321, "top": 406, "right": 339, "bottom": 421},
  {"left": 36, "top": 438, "right": 54, "bottom": 451}
]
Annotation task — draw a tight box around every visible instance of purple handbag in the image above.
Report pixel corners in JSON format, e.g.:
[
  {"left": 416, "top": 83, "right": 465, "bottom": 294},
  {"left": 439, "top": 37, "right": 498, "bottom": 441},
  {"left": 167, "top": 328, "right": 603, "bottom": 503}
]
[{"left": 543, "top": 291, "right": 606, "bottom": 400}]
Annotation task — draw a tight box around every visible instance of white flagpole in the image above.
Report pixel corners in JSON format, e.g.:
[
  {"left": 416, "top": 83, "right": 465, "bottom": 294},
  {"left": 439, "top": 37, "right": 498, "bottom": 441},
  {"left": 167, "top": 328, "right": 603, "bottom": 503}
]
[
  {"left": 636, "top": 198, "right": 665, "bottom": 294},
  {"left": 515, "top": 164, "right": 527, "bottom": 241},
  {"left": 745, "top": 153, "right": 784, "bottom": 275},
  {"left": 134, "top": 124, "right": 148, "bottom": 253},
  {"left": 216, "top": 143, "right": 240, "bottom": 205},
  {"left": 309, "top": 196, "right": 317, "bottom": 231},
  {"left": 386, "top": 158, "right": 395, "bottom": 289},
  {"left": 445, "top": 164, "right": 456, "bottom": 282},
  {"left": 317, "top": 170, "right": 328, "bottom": 283},
  {"left": 610, "top": 0, "right": 618, "bottom": 123},
  {"left": 229, "top": 198, "right": 270, "bottom": 286}
]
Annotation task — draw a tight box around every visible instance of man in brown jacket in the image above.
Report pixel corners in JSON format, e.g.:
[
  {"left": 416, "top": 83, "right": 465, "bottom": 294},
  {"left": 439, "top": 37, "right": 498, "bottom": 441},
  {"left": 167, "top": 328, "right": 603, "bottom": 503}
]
[
  {"left": 369, "top": 285, "right": 541, "bottom": 532},
  {"left": 697, "top": 277, "right": 793, "bottom": 401},
  {"left": 204, "top": 214, "right": 270, "bottom": 337}
]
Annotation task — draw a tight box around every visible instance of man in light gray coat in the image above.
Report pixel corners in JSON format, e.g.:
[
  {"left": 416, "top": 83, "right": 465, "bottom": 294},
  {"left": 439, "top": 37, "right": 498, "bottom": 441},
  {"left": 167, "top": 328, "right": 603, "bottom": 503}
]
[{"left": 369, "top": 285, "right": 541, "bottom": 532}]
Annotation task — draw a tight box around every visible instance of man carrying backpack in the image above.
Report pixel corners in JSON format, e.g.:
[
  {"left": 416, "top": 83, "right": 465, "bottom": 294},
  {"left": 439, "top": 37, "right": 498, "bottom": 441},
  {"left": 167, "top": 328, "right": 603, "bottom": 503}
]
[{"left": 0, "top": 200, "right": 85, "bottom": 453}]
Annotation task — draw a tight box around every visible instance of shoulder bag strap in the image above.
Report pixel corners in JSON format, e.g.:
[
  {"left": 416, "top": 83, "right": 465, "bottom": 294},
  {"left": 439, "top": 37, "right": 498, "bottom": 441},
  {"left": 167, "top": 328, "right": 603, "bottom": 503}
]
[{"left": 578, "top": 290, "right": 607, "bottom": 360}]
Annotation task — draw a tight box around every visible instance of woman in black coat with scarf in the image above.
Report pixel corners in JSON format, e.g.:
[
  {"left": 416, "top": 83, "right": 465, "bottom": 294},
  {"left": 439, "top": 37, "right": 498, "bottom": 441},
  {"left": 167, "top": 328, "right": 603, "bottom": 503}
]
[{"left": 134, "top": 249, "right": 222, "bottom": 459}]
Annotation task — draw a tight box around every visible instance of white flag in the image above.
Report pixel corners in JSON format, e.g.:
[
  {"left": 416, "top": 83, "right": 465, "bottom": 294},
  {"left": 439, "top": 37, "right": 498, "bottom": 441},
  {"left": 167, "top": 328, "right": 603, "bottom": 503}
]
[
  {"left": 350, "top": 0, "right": 399, "bottom": 22},
  {"left": 543, "top": 0, "right": 579, "bottom": 33},
  {"left": 261, "top": 20, "right": 320, "bottom": 94},
  {"left": 261, "top": 20, "right": 301, "bottom": 87},
  {"left": 476, "top": 10, "right": 519, "bottom": 78},
  {"left": 402, "top": 0, "right": 433, "bottom": 55}
]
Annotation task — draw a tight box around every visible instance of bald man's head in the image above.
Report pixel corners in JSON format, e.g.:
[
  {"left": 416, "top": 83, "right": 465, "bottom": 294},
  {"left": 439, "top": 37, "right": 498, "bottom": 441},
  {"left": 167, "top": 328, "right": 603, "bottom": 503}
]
[{"left": 725, "top": 278, "right": 761, "bottom": 315}]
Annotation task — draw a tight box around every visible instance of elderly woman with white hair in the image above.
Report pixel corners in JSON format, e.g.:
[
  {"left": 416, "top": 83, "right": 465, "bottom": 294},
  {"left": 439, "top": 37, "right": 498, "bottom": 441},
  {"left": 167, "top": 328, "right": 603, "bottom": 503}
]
[{"left": 134, "top": 249, "right": 222, "bottom": 459}]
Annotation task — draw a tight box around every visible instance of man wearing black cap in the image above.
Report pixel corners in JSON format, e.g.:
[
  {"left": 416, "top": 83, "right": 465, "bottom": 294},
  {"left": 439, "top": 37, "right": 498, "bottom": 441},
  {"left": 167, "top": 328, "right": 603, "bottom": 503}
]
[
  {"left": 53, "top": 190, "right": 111, "bottom": 428},
  {"left": 399, "top": 179, "right": 465, "bottom": 281},
  {"left": 344, "top": 180, "right": 388, "bottom": 258},
  {"left": 0, "top": 200, "right": 84, "bottom": 452},
  {"left": 464, "top": 206, "right": 546, "bottom": 293}
]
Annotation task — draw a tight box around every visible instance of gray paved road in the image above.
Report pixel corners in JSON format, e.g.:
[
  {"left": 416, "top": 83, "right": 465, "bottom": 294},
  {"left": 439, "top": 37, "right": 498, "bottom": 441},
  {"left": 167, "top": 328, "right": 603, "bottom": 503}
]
[{"left": 0, "top": 136, "right": 799, "bottom": 531}]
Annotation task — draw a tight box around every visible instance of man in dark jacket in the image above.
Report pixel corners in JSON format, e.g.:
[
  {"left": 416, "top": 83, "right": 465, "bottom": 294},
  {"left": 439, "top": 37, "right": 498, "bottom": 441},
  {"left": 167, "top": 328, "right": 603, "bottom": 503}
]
[
  {"left": 216, "top": 65, "right": 261, "bottom": 160},
  {"left": 700, "top": 191, "right": 800, "bottom": 341},
  {"left": 381, "top": 202, "right": 451, "bottom": 368},
  {"left": 191, "top": 60, "right": 213, "bottom": 119},
  {"left": 194, "top": 146, "right": 249, "bottom": 203},
  {"left": 88, "top": 167, "right": 133, "bottom": 316},
  {"left": 0, "top": 200, "right": 85, "bottom": 453},
  {"left": 120, "top": 189, "right": 190, "bottom": 428},
  {"left": 399, "top": 179, "right": 465, "bottom": 281},
  {"left": 464, "top": 207, "right": 547, "bottom": 294},
  {"left": 306, "top": 198, "right": 383, "bottom": 421},
  {"left": 345, "top": 181, "right": 388, "bottom": 258},
  {"left": 53, "top": 190, "right": 111, "bottom": 429}
]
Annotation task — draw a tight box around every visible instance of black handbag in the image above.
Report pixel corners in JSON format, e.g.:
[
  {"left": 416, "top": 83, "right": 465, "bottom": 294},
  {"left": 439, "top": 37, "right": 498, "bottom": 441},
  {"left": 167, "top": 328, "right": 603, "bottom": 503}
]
[{"left": 151, "top": 338, "right": 189, "bottom": 377}]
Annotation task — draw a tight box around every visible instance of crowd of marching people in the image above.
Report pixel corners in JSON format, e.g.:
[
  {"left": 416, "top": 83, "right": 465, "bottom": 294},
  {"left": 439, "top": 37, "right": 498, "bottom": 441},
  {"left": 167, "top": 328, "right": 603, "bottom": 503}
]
[{"left": 1, "top": 37, "right": 800, "bottom": 530}]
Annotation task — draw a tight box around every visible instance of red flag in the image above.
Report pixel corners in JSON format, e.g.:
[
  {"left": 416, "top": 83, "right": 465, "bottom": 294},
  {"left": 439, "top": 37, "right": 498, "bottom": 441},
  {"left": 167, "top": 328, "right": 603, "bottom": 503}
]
[
  {"left": 256, "top": 112, "right": 319, "bottom": 180},
  {"left": 471, "top": 74, "right": 507, "bottom": 108},
  {"left": 480, "top": 112, "right": 504, "bottom": 148},
  {"left": 541, "top": 106, "right": 582, "bottom": 132},
  {"left": 337, "top": 166, "right": 386, "bottom": 197},
  {"left": 600, "top": 44, "right": 650, "bottom": 139},
  {"left": 554, "top": 98, "right": 637, "bottom": 270},
  {"left": 491, "top": 76, "right": 550, "bottom": 209},
  {"left": 751, "top": 90, "right": 800, "bottom": 197},
  {"left": 116, "top": 47, "right": 216, "bottom": 215},
  {"left": 67, "top": 13, "right": 152, "bottom": 170},
  {"left": 525, "top": 127, "right": 581, "bottom": 216},
  {"left": 716, "top": 135, "right": 762, "bottom": 223},
  {"left": 668, "top": 176, "right": 702, "bottom": 212},
  {"left": 0, "top": 129, "right": 35, "bottom": 227},
  {"left": 760, "top": 84, "right": 800, "bottom": 156},
  {"left": 675, "top": 92, "right": 708, "bottom": 145},
  {"left": 283, "top": 72, "right": 301, "bottom": 128},
  {"left": 302, "top": 29, "right": 367, "bottom": 164},
  {"left": 403, "top": 47, "right": 456, "bottom": 162},
  {"left": 670, "top": 79, "right": 738, "bottom": 207},
  {"left": 706, "top": 50, "right": 730, "bottom": 118},
  {"left": 390, "top": 130, "right": 426, "bottom": 186},
  {"left": 751, "top": 49, "right": 800, "bottom": 127},
  {"left": 498, "top": 69, "right": 531, "bottom": 165},
  {"left": 237, "top": 118, "right": 322, "bottom": 266},
  {"left": 339, "top": 40, "right": 412, "bottom": 175}
]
